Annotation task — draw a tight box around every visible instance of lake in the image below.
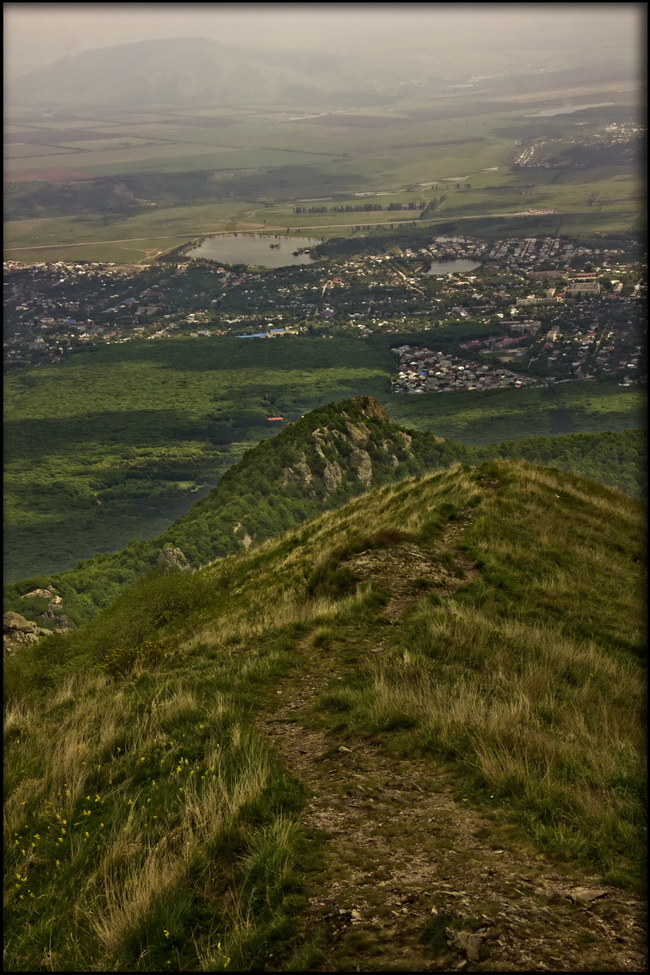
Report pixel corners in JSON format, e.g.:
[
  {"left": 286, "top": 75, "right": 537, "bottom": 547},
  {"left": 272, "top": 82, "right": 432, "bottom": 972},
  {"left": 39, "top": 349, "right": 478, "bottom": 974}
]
[
  {"left": 426, "top": 260, "right": 482, "bottom": 275},
  {"left": 186, "top": 233, "right": 322, "bottom": 268}
]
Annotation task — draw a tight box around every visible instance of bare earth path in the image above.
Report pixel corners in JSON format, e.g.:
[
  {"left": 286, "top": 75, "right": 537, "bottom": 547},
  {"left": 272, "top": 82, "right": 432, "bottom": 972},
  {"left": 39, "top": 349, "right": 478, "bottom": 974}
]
[
  {"left": 258, "top": 515, "right": 646, "bottom": 971},
  {"left": 262, "top": 651, "right": 645, "bottom": 972}
]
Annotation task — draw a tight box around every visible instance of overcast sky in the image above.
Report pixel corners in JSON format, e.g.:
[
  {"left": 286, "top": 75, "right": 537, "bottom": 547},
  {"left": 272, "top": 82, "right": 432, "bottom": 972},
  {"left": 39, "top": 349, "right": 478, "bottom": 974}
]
[{"left": 4, "top": 3, "right": 645, "bottom": 75}]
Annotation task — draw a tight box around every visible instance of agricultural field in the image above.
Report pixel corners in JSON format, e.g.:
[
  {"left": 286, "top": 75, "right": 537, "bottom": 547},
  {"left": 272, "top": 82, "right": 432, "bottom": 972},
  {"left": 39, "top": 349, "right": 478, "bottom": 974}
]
[{"left": 4, "top": 85, "right": 643, "bottom": 264}]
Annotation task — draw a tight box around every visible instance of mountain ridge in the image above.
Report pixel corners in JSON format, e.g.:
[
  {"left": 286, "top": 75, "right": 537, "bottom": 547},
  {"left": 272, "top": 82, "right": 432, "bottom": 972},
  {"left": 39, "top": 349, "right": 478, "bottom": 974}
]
[
  {"left": 4, "top": 396, "right": 472, "bottom": 632},
  {"left": 10, "top": 36, "right": 367, "bottom": 111},
  {"left": 4, "top": 458, "right": 645, "bottom": 970},
  {"left": 3, "top": 397, "right": 644, "bottom": 636}
]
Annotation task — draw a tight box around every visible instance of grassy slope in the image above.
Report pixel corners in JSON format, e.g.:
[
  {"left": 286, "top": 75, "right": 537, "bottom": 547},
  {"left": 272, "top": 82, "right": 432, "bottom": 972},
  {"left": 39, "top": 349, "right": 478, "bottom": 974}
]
[{"left": 4, "top": 461, "right": 645, "bottom": 971}]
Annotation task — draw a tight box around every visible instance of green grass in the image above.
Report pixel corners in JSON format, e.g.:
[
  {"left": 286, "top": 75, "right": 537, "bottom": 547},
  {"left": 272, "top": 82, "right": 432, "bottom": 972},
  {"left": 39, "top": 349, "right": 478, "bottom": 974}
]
[
  {"left": 309, "top": 464, "right": 646, "bottom": 885},
  {"left": 4, "top": 640, "right": 310, "bottom": 972},
  {"left": 4, "top": 461, "right": 645, "bottom": 970}
]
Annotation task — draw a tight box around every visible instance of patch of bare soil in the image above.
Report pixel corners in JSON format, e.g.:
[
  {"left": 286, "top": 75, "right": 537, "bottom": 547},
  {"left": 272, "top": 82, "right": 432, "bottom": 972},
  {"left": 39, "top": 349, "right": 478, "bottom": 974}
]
[
  {"left": 342, "top": 509, "right": 481, "bottom": 622},
  {"left": 263, "top": 665, "right": 645, "bottom": 972},
  {"left": 259, "top": 511, "right": 646, "bottom": 971}
]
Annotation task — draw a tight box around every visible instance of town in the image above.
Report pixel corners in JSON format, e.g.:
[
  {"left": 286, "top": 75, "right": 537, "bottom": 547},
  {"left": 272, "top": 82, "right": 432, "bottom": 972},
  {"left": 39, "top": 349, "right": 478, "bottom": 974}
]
[
  {"left": 391, "top": 346, "right": 544, "bottom": 394},
  {"left": 3, "top": 232, "right": 646, "bottom": 391}
]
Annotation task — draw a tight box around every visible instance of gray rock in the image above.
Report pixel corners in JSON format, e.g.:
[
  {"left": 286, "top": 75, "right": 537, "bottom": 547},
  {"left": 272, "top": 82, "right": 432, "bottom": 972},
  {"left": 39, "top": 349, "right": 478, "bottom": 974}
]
[
  {"left": 4, "top": 612, "right": 46, "bottom": 633},
  {"left": 344, "top": 420, "right": 371, "bottom": 446},
  {"left": 21, "top": 586, "right": 62, "bottom": 604},
  {"left": 447, "top": 929, "right": 485, "bottom": 962},
  {"left": 569, "top": 887, "right": 610, "bottom": 903},
  {"left": 350, "top": 447, "right": 373, "bottom": 485},
  {"left": 282, "top": 452, "right": 314, "bottom": 486},
  {"left": 323, "top": 460, "right": 344, "bottom": 492},
  {"left": 157, "top": 545, "right": 191, "bottom": 572},
  {"left": 3, "top": 612, "right": 52, "bottom": 655}
]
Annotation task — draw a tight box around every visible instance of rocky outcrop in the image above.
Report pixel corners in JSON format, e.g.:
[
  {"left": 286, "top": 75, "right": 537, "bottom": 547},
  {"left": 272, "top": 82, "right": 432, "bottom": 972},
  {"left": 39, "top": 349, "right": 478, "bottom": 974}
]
[
  {"left": 20, "top": 585, "right": 63, "bottom": 605},
  {"left": 398, "top": 431, "right": 413, "bottom": 449},
  {"left": 233, "top": 523, "right": 253, "bottom": 549},
  {"left": 344, "top": 420, "right": 371, "bottom": 446},
  {"left": 18, "top": 585, "right": 69, "bottom": 628},
  {"left": 350, "top": 448, "right": 373, "bottom": 486},
  {"left": 352, "top": 395, "right": 389, "bottom": 423},
  {"left": 41, "top": 609, "right": 71, "bottom": 628},
  {"left": 282, "top": 453, "right": 314, "bottom": 487},
  {"left": 323, "top": 461, "right": 344, "bottom": 492},
  {"left": 3, "top": 612, "right": 51, "bottom": 655},
  {"left": 157, "top": 545, "right": 191, "bottom": 572}
]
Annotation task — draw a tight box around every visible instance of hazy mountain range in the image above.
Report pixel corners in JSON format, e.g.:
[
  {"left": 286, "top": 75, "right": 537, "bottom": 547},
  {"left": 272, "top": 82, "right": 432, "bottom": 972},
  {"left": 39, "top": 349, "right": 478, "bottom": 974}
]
[
  {"left": 7, "top": 30, "right": 639, "bottom": 113},
  {"left": 8, "top": 35, "right": 440, "bottom": 111}
]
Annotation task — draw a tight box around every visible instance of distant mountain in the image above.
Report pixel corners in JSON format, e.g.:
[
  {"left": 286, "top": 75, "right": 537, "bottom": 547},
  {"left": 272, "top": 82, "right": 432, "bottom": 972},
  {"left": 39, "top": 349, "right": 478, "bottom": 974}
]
[
  {"left": 4, "top": 458, "right": 645, "bottom": 971},
  {"left": 8, "top": 35, "right": 391, "bottom": 111},
  {"left": 9, "top": 36, "right": 342, "bottom": 111}
]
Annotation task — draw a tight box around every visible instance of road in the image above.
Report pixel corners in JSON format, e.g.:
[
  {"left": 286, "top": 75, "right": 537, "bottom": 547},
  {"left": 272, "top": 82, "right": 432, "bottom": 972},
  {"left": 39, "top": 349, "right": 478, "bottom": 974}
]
[{"left": 8, "top": 208, "right": 632, "bottom": 254}]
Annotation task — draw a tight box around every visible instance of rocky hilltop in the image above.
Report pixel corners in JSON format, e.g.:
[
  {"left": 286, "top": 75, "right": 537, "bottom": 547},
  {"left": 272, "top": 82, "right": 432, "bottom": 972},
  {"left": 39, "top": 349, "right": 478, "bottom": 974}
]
[
  {"left": 4, "top": 397, "right": 468, "bottom": 631},
  {"left": 3, "top": 396, "right": 644, "bottom": 641},
  {"left": 171, "top": 396, "right": 459, "bottom": 567}
]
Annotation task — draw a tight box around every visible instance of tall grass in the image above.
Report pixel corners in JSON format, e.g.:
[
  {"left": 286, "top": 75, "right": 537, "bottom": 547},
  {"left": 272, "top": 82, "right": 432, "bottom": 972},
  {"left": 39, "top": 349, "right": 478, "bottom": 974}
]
[
  {"left": 4, "top": 460, "right": 646, "bottom": 969},
  {"left": 313, "top": 461, "right": 646, "bottom": 886},
  {"left": 4, "top": 655, "right": 308, "bottom": 972},
  {"left": 320, "top": 600, "right": 644, "bottom": 882}
]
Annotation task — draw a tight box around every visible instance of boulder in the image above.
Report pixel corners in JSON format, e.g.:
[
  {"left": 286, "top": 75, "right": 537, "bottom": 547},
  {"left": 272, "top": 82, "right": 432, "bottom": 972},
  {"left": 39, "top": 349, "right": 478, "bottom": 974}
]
[{"left": 4, "top": 612, "right": 52, "bottom": 655}]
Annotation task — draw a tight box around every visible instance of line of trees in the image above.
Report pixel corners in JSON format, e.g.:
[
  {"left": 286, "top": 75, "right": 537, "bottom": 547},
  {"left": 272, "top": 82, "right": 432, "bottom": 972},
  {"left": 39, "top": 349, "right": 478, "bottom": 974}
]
[{"left": 293, "top": 202, "right": 426, "bottom": 214}]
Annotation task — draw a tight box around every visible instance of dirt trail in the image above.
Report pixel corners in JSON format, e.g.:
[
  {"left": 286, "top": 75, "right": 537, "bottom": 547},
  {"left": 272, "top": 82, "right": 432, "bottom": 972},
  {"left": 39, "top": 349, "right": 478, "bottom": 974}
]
[
  {"left": 262, "top": 650, "right": 645, "bottom": 972},
  {"left": 259, "top": 510, "right": 646, "bottom": 971}
]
